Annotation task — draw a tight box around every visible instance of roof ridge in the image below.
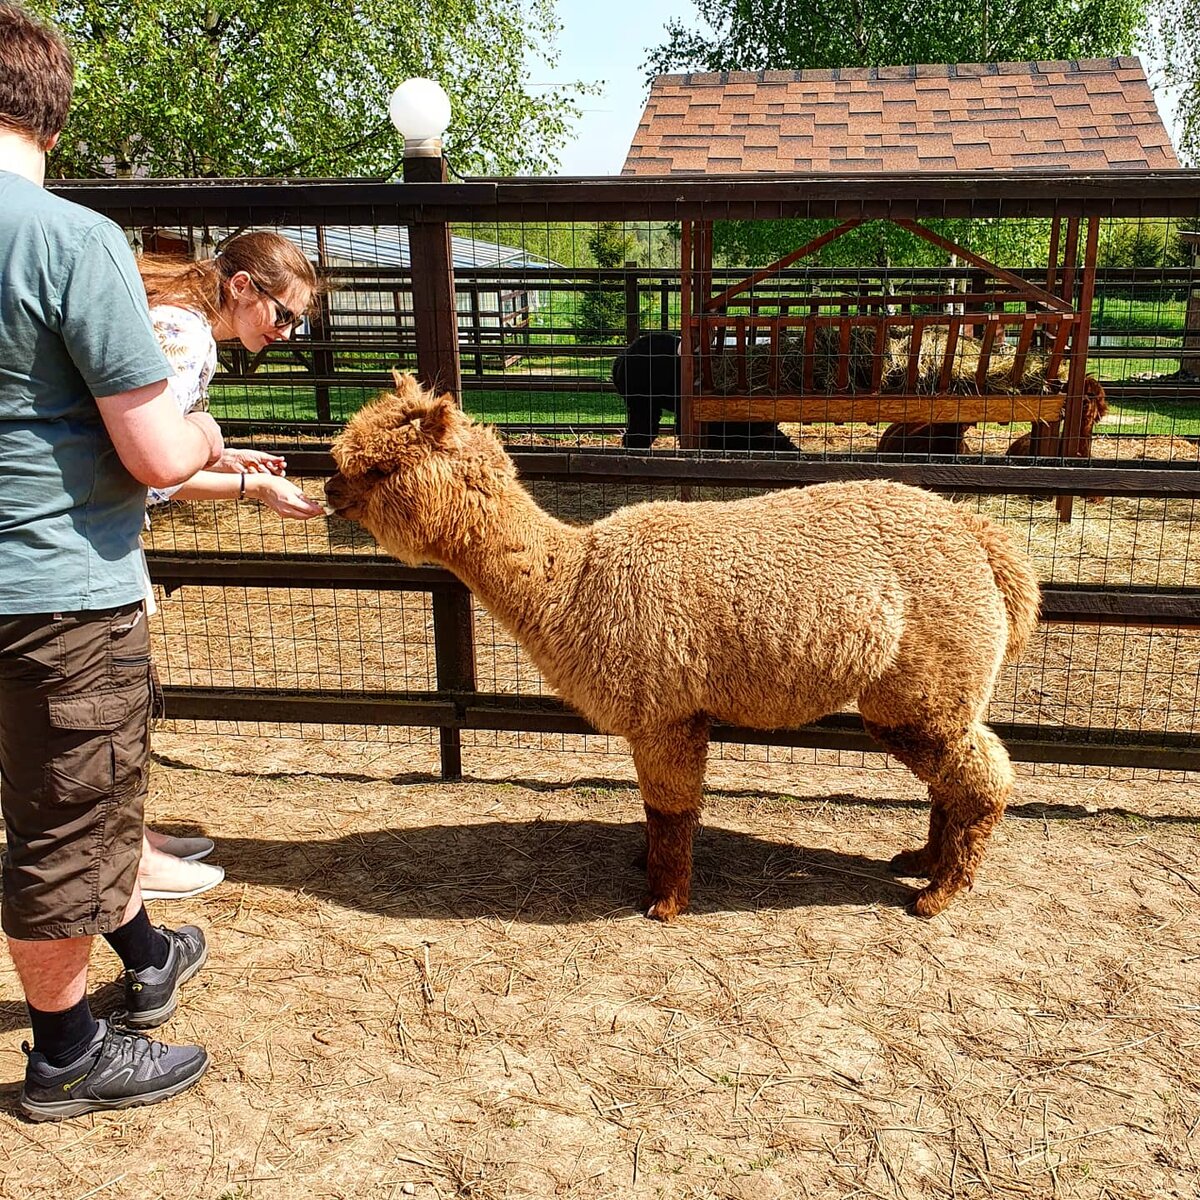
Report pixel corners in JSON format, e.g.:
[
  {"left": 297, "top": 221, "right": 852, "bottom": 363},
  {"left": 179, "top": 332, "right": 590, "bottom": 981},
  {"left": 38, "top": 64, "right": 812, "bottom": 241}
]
[{"left": 656, "top": 55, "right": 1147, "bottom": 89}]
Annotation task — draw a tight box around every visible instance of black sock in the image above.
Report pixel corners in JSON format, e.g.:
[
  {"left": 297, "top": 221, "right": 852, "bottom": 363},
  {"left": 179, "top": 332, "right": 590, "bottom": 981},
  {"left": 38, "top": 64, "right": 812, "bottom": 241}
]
[
  {"left": 103, "top": 906, "right": 170, "bottom": 973},
  {"left": 28, "top": 996, "right": 100, "bottom": 1068}
]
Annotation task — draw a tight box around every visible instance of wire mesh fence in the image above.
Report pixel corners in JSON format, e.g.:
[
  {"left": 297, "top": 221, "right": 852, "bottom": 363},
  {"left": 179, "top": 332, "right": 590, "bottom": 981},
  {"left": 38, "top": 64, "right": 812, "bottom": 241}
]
[{"left": 50, "top": 174, "right": 1200, "bottom": 777}]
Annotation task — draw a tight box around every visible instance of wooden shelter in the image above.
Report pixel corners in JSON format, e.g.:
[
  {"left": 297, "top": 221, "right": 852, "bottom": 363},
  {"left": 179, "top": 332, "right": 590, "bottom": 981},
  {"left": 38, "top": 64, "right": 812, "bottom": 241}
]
[{"left": 624, "top": 59, "right": 1180, "bottom": 507}]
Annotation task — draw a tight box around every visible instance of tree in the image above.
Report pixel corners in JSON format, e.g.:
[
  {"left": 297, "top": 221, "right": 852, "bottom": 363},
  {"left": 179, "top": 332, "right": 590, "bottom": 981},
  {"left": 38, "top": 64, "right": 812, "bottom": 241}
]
[
  {"left": 1145, "top": 0, "right": 1199, "bottom": 165},
  {"left": 575, "top": 222, "right": 635, "bottom": 342},
  {"left": 648, "top": 0, "right": 1148, "bottom": 78},
  {"left": 31, "top": 0, "right": 587, "bottom": 178}
]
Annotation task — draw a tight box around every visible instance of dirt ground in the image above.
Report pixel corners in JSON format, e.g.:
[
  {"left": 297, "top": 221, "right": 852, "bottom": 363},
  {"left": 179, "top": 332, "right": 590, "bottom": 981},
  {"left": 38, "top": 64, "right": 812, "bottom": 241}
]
[{"left": 1, "top": 736, "right": 1197, "bottom": 1200}]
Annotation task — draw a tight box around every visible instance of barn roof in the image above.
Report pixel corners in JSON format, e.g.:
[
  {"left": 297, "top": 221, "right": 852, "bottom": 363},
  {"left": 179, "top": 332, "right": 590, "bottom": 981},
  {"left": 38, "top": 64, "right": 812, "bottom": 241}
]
[
  {"left": 623, "top": 58, "right": 1179, "bottom": 175},
  {"left": 277, "top": 225, "right": 556, "bottom": 271},
  {"left": 153, "top": 225, "right": 555, "bottom": 271}
]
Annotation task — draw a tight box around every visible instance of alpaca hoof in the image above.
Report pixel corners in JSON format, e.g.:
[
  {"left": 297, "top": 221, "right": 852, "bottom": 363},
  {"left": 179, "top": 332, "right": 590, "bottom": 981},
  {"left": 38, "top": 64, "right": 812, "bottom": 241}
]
[
  {"left": 645, "top": 895, "right": 686, "bottom": 921},
  {"left": 889, "top": 848, "right": 935, "bottom": 877},
  {"left": 911, "top": 885, "right": 955, "bottom": 918}
]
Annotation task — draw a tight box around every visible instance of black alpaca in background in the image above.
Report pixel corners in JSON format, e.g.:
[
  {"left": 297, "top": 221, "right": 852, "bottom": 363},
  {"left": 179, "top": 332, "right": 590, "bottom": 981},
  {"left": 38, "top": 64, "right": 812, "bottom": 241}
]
[{"left": 612, "top": 332, "right": 797, "bottom": 452}]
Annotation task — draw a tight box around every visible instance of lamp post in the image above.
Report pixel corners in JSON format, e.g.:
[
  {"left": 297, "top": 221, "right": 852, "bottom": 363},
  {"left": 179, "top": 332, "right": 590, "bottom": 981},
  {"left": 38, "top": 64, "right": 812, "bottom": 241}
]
[
  {"left": 389, "top": 78, "right": 472, "bottom": 781},
  {"left": 389, "top": 77, "right": 452, "bottom": 183},
  {"left": 388, "top": 77, "right": 460, "bottom": 400}
]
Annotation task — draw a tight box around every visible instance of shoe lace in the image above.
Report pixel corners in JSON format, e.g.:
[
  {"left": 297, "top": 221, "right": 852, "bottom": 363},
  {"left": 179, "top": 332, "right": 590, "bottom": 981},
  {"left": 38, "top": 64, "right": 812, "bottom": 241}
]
[{"left": 107, "top": 1026, "right": 168, "bottom": 1066}]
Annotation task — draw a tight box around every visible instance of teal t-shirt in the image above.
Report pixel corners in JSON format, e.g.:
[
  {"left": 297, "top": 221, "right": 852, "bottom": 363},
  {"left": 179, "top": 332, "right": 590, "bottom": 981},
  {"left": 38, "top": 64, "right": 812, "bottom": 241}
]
[{"left": 0, "top": 170, "right": 171, "bottom": 614}]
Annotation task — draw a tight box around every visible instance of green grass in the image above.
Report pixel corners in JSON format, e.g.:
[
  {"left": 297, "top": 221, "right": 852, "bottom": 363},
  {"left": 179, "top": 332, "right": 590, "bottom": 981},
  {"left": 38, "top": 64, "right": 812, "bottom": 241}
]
[
  {"left": 1103, "top": 396, "right": 1200, "bottom": 438},
  {"left": 210, "top": 372, "right": 1200, "bottom": 440},
  {"left": 1090, "top": 295, "right": 1186, "bottom": 336},
  {"left": 209, "top": 383, "right": 628, "bottom": 427}
]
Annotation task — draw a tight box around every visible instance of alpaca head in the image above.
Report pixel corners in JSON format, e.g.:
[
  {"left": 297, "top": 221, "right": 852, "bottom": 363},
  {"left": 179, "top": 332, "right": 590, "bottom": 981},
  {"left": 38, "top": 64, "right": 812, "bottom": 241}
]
[
  {"left": 1084, "top": 376, "right": 1108, "bottom": 426},
  {"left": 326, "top": 373, "right": 515, "bottom": 563}
]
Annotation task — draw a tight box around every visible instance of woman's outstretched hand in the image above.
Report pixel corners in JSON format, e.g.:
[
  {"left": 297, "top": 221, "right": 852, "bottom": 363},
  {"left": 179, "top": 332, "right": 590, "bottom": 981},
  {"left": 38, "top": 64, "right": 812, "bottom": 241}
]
[
  {"left": 218, "top": 447, "right": 288, "bottom": 475},
  {"left": 247, "top": 475, "right": 325, "bottom": 520}
]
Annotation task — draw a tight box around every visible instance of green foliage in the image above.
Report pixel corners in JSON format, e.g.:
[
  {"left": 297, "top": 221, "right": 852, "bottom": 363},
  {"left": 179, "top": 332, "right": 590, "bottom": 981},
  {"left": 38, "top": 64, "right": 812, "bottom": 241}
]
[
  {"left": 1097, "top": 218, "right": 1193, "bottom": 268},
  {"left": 587, "top": 221, "right": 634, "bottom": 269},
  {"left": 467, "top": 222, "right": 587, "bottom": 268},
  {"left": 712, "top": 218, "right": 1055, "bottom": 270},
  {"left": 574, "top": 222, "right": 634, "bottom": 342},
  {"left": 647, "top": 0, "right": 1147, "bottom": 76},
  {"left": 30, "top": 0, "right": 587, "bottom": 178},
  {"left": 1144, "top": 0, "right": 1199, "bottom": 165}
]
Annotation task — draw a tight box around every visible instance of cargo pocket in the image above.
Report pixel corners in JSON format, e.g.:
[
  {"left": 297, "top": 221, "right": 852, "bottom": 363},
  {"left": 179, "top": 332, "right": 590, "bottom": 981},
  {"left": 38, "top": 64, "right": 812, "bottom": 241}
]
[
  {"left": 149, "top": 661, "right": 167, "bottom": 721},
  {"left": 44, "top": 679, "right": 151, "bottom": 804}
]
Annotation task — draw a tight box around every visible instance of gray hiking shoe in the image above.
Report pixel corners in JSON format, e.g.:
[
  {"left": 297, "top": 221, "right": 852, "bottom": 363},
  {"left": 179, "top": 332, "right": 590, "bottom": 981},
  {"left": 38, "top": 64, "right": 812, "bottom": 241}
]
[
  {"left": 122, "top": 924, "right": 208, "bottom": 1029},
  {"left": 20, "top": 1021, "right": 208, "bottom": 1122}
]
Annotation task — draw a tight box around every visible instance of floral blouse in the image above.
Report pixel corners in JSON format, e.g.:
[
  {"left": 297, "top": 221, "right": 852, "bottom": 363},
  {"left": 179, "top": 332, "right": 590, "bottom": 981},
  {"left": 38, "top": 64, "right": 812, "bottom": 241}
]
[{"left": 146, "top": 304, "right": 218, "bottom": 505}]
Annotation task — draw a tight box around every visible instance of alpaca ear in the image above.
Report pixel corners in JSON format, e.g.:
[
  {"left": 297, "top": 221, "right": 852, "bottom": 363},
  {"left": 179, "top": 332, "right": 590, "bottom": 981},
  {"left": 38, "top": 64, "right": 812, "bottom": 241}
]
[{"left": 415, "top": 394, "right": 466, "bottom": 449}]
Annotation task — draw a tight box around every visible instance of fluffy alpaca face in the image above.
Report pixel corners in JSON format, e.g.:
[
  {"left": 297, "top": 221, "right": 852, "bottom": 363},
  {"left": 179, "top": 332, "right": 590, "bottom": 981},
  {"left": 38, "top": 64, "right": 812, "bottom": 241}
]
[{"left": 326, "top": 375, "right": 512, "bottom": 563}]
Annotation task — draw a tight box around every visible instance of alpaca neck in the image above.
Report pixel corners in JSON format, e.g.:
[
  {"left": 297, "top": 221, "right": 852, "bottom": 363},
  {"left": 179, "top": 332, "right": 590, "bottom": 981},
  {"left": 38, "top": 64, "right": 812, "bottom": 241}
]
[{"left": 446, "top": 481, "right": 583, "bottom": 637}]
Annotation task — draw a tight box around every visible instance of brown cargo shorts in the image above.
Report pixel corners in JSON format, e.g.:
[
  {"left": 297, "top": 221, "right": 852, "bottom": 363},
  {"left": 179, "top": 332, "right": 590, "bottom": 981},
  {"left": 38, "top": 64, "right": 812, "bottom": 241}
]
[{"left": 0, "top": 602, "right": 153, "bottom": 940}]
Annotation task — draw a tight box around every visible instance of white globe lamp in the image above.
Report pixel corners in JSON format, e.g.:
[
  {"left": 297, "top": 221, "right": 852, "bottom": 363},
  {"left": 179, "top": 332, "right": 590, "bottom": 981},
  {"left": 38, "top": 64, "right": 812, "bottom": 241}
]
[{"left": 388, "top": 77, "right": 451, "bottom": 158}]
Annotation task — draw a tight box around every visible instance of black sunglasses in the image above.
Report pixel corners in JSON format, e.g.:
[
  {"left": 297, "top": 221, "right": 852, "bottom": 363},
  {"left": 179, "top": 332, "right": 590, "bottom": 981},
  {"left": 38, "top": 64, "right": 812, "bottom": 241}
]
[{"left": 250, "top": 278, "right": 299, "bottom": 329}]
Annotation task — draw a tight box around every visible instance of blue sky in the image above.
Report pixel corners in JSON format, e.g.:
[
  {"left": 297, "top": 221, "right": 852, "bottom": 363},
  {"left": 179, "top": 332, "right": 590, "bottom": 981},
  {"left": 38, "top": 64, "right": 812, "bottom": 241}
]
[
  {"left": 529, "top": 1, "right": 1185, "bottom": 176},
  {"left": 526, "top": 0, "right": 709, "bottom": 176}
]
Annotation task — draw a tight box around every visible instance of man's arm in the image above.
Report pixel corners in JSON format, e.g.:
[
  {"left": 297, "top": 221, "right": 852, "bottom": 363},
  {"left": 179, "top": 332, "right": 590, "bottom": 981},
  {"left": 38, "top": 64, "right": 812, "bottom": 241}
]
[{"left": 96, "top": 380, "right": 224, "bottom": 489}]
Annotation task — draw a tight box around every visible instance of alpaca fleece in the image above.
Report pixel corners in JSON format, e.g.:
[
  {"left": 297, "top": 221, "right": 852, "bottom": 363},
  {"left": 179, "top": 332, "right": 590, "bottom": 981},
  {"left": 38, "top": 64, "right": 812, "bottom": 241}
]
[{"left": 327, "top": 376, "right": 1041, "bottom": 921}]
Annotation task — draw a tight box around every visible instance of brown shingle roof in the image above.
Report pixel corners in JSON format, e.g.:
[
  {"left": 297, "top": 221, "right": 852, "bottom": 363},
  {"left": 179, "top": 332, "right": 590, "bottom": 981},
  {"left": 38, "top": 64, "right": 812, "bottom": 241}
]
[{"left": 622, "top": 59, "right": 1179, "bottom": 174}]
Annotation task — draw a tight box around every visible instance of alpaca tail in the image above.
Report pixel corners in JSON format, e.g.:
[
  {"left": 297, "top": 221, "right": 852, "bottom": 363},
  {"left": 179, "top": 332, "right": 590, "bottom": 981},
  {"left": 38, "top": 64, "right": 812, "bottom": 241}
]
[{"left": 958, "top": 511, "right": 1041, "bottom": 661}]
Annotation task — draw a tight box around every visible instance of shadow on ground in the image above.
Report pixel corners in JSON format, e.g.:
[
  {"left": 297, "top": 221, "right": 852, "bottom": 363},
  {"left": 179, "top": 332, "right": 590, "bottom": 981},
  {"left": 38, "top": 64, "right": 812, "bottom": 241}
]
[{"left": 0, "top": 816, "right": 921, "bottom": 1039}]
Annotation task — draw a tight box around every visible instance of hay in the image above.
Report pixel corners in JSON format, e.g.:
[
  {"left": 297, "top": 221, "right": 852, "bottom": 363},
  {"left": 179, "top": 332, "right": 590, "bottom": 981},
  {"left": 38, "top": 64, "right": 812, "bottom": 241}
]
[
  {"left": 707, "top": 325, "right": 1064, "bottom": 396},
  {"left": 2, "top": 759, "right": 1197, "bottom": 1199}
]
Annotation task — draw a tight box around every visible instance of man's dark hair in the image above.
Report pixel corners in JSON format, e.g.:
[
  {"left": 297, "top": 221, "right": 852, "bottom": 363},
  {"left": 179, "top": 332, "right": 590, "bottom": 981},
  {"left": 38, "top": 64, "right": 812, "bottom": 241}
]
[{"left": 0, "top": 4, "right": 73, "bottom": 149}]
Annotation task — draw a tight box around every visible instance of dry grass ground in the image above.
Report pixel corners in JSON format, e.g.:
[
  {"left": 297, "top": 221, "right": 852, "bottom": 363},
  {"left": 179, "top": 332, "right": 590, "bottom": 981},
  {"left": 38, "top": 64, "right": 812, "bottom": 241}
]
[
  {"left": 4, "top": 437, "right": 1195, "bottom": 1197},
  {"left": 1, "top": 739, "right": 1198, "bottom": 1200}
]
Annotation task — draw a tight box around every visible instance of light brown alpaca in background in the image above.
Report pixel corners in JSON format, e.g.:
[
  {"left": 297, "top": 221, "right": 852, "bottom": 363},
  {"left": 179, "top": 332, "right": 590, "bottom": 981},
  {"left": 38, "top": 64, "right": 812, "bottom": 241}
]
[
  {"left": 326, "top": 376, "right": 1041, "bottom": 921},
  {"left": 879, "top": 378, "right": 1109, "bottom": 462},
  {"left": 1005, "top": 376, "right": 1109, "bottom": 458}
]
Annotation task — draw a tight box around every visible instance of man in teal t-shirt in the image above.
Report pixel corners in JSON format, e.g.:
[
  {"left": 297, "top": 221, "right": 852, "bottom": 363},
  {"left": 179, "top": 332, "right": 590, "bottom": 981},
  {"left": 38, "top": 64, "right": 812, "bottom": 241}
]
[{"left": 0, "top": 2, "right": 228, "bottom": 1122}]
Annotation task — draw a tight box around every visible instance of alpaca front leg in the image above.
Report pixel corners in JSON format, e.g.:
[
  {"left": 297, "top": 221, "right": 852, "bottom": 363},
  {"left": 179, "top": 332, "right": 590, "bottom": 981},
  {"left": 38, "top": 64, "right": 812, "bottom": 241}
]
[
  {"left": 632, "top": 719, "right": 709, "bottom": 921},
  {"left": 643, "top": 804, "right": 699, "bottom": 920}
]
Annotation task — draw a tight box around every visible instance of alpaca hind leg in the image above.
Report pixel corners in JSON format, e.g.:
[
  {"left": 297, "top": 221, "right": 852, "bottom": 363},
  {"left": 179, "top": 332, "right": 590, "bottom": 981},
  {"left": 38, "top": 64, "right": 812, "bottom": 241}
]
[
  {"left": 861, "top": 720, "right": 952, "bottom": 877},
  {"left": 631, "top": 718, "right": 709, "bottom": 921},
  {"left": 916, "top": 724, "right": 1013, "bottom": 917},
  {"left": 891, "top": 801, "right": 948, "bottom": 879},
  {"left": 863, "top": 719, "right": 1012, "bottom": 914}
]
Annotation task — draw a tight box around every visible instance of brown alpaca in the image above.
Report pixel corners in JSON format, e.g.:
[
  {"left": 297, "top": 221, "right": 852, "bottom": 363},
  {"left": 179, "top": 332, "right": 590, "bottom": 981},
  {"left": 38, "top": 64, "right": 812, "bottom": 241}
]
[
  {"left": 1005, "top": 376, "right": 1109, "bottom": 458},
  {"left": 327, "top": 376, "right": 1041, "bottom": 921},
  {"left": 877, "top": 422, "right": 971, "bottom": 456}
]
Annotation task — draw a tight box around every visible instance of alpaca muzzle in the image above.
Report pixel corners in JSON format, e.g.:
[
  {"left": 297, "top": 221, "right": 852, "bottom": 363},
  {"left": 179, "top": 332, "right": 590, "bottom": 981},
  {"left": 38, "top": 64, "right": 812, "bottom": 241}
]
[{"left": 323, "top": 472, "right": 358, "bottom": 518}]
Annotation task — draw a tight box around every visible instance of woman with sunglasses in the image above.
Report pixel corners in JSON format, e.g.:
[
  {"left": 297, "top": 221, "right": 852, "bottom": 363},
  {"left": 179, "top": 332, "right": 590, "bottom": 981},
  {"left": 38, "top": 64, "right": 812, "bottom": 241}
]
[
  {"left": 136, "top": 230, "right": 325, "bottom": 901},
  {"left": 139, "top": 229, "right": 324, "bottom": 517}
]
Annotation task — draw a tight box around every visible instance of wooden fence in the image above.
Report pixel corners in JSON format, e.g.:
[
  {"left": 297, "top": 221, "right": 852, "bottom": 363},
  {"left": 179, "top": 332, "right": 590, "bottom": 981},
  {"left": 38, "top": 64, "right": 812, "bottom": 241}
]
[{"left": 51, "top": 172, "right": 1200, "bottom": 776}]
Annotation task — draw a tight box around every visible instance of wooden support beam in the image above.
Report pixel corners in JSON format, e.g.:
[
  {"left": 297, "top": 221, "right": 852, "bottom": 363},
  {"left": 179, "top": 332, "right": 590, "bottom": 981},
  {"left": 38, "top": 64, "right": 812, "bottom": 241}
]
[{"left": 696, "top": 394, "right": 1065, "bottom": 425}]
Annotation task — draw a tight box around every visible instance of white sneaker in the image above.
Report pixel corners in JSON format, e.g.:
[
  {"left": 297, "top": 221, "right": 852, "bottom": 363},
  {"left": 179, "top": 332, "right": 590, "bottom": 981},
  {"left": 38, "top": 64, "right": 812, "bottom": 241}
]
[
  {"left": 147, "top": 833, "right": 215, "bottom": 861},
  {"left": 141, "top": 860, "right": 225, "bottom": 902}
]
